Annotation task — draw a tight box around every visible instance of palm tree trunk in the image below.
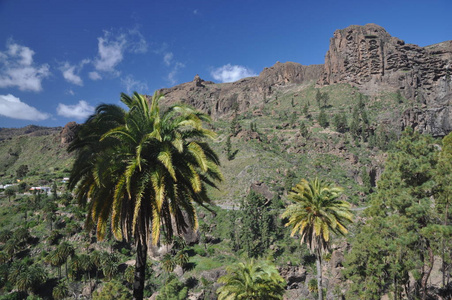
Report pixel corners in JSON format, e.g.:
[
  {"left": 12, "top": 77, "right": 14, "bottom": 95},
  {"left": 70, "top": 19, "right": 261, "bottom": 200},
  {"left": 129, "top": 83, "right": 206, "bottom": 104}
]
[
  {"left": 316, "top": 251, "right": 323, "bottom": 300},
  {"left": 133, "top": 239, "right": 147, "bottom": 300}
]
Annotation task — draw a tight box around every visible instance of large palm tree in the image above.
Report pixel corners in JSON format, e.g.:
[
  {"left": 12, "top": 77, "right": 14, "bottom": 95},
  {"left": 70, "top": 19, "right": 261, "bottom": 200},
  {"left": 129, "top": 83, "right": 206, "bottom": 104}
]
[
  {"left": 216, "top": 259, "right": 286, "bottom": 300},
  {"left": 68, "top": 92, "right": 222, "bottom": 300},
  {"left": 281, "top": 178, "right": 353, "bottom": 300}
]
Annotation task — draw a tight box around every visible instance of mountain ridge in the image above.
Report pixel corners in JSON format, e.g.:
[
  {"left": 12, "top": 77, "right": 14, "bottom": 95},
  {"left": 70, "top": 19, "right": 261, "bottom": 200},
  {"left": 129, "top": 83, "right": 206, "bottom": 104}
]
[{"left": 158, "top": 23, "right": 452, "bottom": 136}]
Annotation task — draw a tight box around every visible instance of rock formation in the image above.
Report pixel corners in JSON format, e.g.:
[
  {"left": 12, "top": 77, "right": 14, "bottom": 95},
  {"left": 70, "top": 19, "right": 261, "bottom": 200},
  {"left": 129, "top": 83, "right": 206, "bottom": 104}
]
[
  {"left": 59, "top": 121, "right": 80, "bottom": 145},
  {"left": 157, "top": 62, "right": 323, "bottom": 119},
  {"left": 155, "top": 23, "right": 451, "bottom": 136},
  {"left": 320, "top": 23, "right": 452, "bottom": 136}
]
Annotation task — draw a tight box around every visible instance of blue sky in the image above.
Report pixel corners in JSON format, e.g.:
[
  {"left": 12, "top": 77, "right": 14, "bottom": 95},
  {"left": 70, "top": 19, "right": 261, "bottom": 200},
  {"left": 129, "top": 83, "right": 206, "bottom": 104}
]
[{"left": 0, "top": 0, "right": 450, "bottom": 128}]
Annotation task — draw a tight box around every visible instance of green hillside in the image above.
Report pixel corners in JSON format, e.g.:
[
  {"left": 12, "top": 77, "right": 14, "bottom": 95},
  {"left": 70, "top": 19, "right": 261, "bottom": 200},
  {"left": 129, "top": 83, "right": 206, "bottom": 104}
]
[{"left": 0, "top": 82, "right": 448, "bottom": 300}]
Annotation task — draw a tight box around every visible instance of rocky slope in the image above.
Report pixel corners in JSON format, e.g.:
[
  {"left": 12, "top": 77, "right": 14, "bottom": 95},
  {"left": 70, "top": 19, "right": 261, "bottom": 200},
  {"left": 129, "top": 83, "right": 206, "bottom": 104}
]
[
  {"left": 158, "top": 23, "right": 451, "bottom": 136},
  {"left": 158, "top": 62, "right": 323, "bottom": 119}
]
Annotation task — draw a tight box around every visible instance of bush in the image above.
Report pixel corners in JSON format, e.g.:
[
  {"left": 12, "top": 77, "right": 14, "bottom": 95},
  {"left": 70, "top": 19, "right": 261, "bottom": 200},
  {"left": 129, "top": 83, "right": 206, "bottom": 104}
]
[
  {"left": 193, "top": 245, "right": 207, "bottom": 257},
  {"left": 318, "top": 110, "right": 328, "bottom": 128},
  {"left": 92, "top": 280, "right": 131, "bottom": 300}
]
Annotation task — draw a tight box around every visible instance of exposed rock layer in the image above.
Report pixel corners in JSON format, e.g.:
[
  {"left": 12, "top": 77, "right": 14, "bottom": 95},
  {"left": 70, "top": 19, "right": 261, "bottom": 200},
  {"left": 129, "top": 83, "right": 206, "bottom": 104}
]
[
  {"left": 158, "top": 62, "right": 323, "bottom": 119},
  {"left": 156, "top": 23, "right": 451, "bottom": 136},
  {"left": 320, "top": 23, "right": 452, "bottom": 136}
]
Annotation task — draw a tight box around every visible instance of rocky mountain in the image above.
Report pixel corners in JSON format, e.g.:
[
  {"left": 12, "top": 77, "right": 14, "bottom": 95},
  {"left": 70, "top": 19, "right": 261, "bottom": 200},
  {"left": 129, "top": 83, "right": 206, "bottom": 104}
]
[
  {"left": 320, "top": 23, "right": 452, "bottom": 136},
  {"left": 0, "top": 125, "right": 62, "bottom": 141},
  {"left": 158, "top": 62, "right": 323, "bottom": 119},
  {"left": 158, "top": 23, "right": 452, "bottom": 136}
]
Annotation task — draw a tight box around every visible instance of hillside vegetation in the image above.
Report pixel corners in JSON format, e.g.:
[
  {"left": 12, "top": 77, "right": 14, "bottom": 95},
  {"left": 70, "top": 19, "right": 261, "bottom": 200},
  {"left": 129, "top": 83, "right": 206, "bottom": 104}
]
[{"left": 2, "top": 79, "right": 449, "bottom": 300}]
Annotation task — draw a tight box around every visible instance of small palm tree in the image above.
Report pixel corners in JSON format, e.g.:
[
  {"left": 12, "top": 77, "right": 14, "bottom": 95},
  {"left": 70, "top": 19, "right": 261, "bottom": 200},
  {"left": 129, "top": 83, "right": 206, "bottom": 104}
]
[
  {"left": 15, "top": 265, "right": 47, "bottom": 295},
  {"left": 103, "top": 261, "right": 118, "bottom": 281},
  {"left": 161, "top": 253, "right": 176, "bottom": 273},
  {"left": 56, "top": 242, "right": 75, "bottom": 278},
  {"left": 4, "top": 188, "right": 15, "bottom": 202},
  {"left": 91, "top": 250, "right": 102, "bottom": 281},
  {"left": 53, "top": 280, "right": 69, "bottom": 300},
  {"left": 281, "top": 178, "right": 353, "bottom": 300},
  {"left": 124, "top": 265, "right": 135, "bottom": 284},
  {"left": 13, "top": 227, "right": 30, "bottom": 245},
  {"left": 217, "top": 259, "right": 286, "bottom": 300},
  {"left": 0, "top": 229, "right": 12, "bottom": 243},
  {"left": 78, "top": 254, "right": 94, "bottom": 282},
  {"left": 4, "top": 238, "right": 19, "bottom": 260}
]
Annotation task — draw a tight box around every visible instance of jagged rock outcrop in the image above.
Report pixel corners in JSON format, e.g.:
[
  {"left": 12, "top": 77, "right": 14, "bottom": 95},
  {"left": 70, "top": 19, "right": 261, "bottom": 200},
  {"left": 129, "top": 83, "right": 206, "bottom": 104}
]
[
  {"left": 320, "top": 23, "right": 452, "bottom": 136},
  {"left": 157, "top": 62, "right": 323, "bottom": 119},
  {"left": 156, "top": 24, "right": 451, "bottom": 136},
  {"left": 59, "top": 121, "right": 80, "bottom": 145}
]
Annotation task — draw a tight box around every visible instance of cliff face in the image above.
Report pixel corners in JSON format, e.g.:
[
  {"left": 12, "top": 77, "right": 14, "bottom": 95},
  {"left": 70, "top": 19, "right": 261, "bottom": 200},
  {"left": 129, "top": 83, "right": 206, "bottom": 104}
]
[
  {"left": 320, "top": 23, "right": 452, "bottom": 136},
  {"left": 158, "top": 62, "right": 323, "bottom": 119},
  {"left": 156, "top": 23, "right": 451, "bottom": 136}
]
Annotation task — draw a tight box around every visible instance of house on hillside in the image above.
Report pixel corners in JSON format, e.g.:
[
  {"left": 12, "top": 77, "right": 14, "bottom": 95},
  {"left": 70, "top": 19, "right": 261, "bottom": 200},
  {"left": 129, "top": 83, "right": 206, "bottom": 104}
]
[{"left": 30, "top": 186, "right": 51, "bottom": 194}]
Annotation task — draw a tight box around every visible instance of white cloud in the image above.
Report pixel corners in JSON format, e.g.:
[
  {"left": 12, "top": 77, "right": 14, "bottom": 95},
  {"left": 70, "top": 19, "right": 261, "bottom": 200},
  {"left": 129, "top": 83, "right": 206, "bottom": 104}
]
[
  {"left": 92, "top": 28, "right": 148, "bottom": 78},
  {"left": 60, "top": 59, "right": 89, "bottom": 86},
  {"left": 128, "top": 28, "right": 148, "bottom": 54},
  {"left": 89, "top": 71, "right": 102, "bottom": 80},
  {"left": 60, "top": 62, "right": 82, "bottom": 86},
  {"left": 121, "top": 75, "right": 148, "bottom": 94},
  {"left": 57, "top": 100, "right": 95, "bottom": 120},
  {"left": 0, "top": 94, "right": 50, "bottom": 121},
  {"left": 211, "top": 64, "right": 257, "bottom": 83},
  {"left": 161, "top": 50, "right": 184, "bottom": 86},
  {"left": 193, "top": 9, "right": 199, "bottom": 15},
  {"left": 0, "top": 41, "right": 50, "bottom": 92},
  {"left": 163, "top": 52, "right": 173, "bottom": 66},
  {"left": 168, "top": 62, "right": 185, "bottom": 86},
  {"left": 94, "top": 32, "right": 126, "bottom": 74}
]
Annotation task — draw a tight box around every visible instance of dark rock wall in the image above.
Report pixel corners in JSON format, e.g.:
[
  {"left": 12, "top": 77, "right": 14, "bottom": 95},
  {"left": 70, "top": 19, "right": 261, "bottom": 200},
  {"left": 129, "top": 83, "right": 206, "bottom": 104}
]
[{"left": 320, "top": 23, "right": 452, "bottom": 136}]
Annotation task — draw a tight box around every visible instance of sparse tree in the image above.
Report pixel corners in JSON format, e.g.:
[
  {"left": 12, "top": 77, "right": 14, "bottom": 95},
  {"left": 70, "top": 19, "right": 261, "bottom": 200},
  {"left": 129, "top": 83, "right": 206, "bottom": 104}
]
[
  {"left": 303, "top": 102, "right": 310, "bottom": 119},
  {"left": 318, "top": 110, "right": 328, "bottom": 128},
  {"left": 5, "top": 188, "right": 15, "bottom": 202},
  {"left": 16, "top": 165, "right": 29, "bottom": 178}
]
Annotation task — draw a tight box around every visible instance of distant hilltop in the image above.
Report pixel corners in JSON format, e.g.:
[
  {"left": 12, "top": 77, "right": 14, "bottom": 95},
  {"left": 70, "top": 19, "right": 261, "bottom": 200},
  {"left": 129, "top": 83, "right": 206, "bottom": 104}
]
[{"left": 158, "top": 23, "right": 452, "bottom": 137}]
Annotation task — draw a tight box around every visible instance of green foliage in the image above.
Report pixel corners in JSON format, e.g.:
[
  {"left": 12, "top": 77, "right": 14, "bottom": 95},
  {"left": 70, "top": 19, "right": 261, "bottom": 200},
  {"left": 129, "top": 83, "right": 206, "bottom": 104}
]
[
  {"left": 14, "top": 264, "right": 47, "bottom": 295},
  {"left": 52, "top": 280, "right": 69, "bottom": 300},
  {"left": 344, "top": 128, "right": 441, "bottom": 299},
  {"left": 360, "top": 166, "right": 372, "bottom": 194},
  {"left": 333, "top": 112, "right": 348, "bottom": 133},
  {"left": 225, "top": 135, "right": 238, "bottom": 161},
  {"left": 239, "top": 191, "right": 278, "bottom": 258},
  {"left": 68, "top": 92, "right": 222, "bottom": 299},
  {"left": 156, "top": 274, "right": 188, "bottom": 300},
  {"left": 16, "top": 165, "right": 29, "bottom": 178},
  {"left": 217, "top": 259, "right": 286, "bottom": 300},
  {"left": 282, "top": 178, "right": 353, "bottom": 300},
  {"left": 317, "top": 110, "right": 328, "bottom": 128},
  {"left": 308, "top": 278, "right": 318, "bottom": 293},
  {"left": 396, "top": 90, "right": 403, "bottom": 103},
  {"left": 282, "top": 178, "right": 353, "bottom": 253},
  {"left": 299, "top": 121, "right": 310, "bottom": 139},
  {"left": 124, "top": 265, "right": 135, "bottom": 284},
  {"left": 93, "top": 280, "right": 132, "bottom": 300},
  {"left": 303, "top": 102, "right": 310, "bottom": 118},
  {"left": 4, "top": 188, "right": 15, "bottom": 202},
  {"left": 315, "top": 90, "right": 329, "bottom": 109}
]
